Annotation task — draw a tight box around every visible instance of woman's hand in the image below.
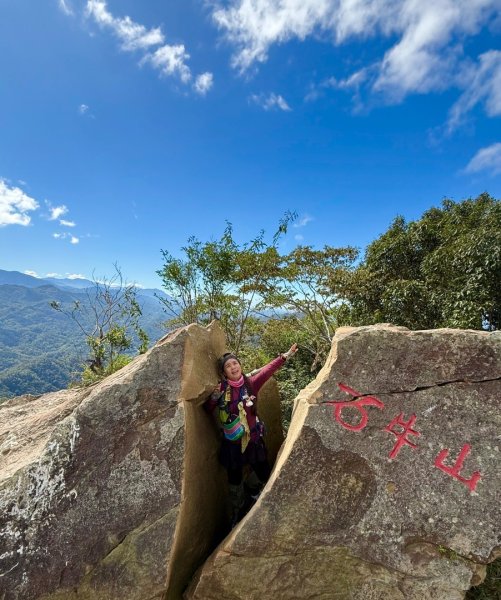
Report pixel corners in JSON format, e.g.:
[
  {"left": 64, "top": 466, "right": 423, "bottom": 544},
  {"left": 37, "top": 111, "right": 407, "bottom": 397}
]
[
  {"left": 282, "top": 343, "right": 298, "bottom": 360},
  {"left": 210, "top": 384, "right": 222, "bottom": 400}
]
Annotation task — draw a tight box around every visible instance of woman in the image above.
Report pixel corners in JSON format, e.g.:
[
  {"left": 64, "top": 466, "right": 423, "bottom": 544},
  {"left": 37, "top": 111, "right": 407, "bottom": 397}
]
[{"left": 205, "top": 344, "right": 298, "bottom": 526}]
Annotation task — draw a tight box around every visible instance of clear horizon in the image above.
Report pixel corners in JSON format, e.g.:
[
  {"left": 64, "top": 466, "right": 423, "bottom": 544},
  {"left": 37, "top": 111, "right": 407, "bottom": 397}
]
[{"left": 1, "top": 0, "right": 500, "bottom": 288}]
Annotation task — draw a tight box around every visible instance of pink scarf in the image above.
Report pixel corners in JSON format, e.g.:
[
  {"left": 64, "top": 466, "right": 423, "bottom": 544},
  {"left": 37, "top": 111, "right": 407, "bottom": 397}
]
[{"left": 227, "top": 376, "right": 244, "bottom": 388}]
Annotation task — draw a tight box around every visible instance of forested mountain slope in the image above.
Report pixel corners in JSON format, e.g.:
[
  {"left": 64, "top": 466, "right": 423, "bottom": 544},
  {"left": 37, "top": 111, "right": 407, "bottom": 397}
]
[{"left": 0, "top": 272, "right": 166, "bottom": 398}]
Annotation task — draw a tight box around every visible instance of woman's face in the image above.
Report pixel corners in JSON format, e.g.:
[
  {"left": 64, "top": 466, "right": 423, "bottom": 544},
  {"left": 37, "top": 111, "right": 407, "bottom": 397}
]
[{"left": 223, "top": 358, "right": 242, "bottom": 381}]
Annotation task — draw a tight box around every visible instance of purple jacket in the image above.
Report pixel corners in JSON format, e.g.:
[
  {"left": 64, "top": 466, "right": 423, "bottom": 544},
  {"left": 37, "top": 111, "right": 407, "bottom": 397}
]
[{"left": 205, "top": 355, "right": 286, "bottom": 441}]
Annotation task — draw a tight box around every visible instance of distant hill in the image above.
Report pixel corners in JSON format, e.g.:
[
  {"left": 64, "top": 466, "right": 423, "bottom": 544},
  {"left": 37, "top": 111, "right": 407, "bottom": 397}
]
[
  {"left": 0, "top": 269, "right": 168, "bottom": 297},
  {"left": 0, "top": 271, "right": 169, "bottom": 398},
  {"left": 0, "top": 269, "right": 55, "bottom": 288}
]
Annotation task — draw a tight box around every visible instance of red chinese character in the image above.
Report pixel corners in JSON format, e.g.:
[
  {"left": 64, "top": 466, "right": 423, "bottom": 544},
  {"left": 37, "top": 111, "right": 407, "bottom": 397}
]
[
  {"left": 325, "top": 382, "right": 384, "bottom": 431},
  {"left": 384, "top": 413, "right": 421, "bottom": 459},
  {"left": 434, "top": 444, "right": 481, "bottom": 492}
]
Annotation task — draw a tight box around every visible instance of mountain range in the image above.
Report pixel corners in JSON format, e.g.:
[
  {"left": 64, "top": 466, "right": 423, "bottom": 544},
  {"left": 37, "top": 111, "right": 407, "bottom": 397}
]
[{"left": 0, "top": 270, "right": 168, "bottom": 398}]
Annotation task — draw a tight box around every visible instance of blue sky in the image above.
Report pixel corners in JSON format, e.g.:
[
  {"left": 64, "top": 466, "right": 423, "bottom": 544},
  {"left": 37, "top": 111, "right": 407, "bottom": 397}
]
[{"left": 1, "top": 0, "right": 500, "bottom": 289}]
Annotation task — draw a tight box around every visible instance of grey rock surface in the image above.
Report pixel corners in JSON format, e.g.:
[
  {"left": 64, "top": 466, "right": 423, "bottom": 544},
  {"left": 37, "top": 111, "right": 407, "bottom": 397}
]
[{"left": 0, "top": 322, "right": 284, "bottom": 600}]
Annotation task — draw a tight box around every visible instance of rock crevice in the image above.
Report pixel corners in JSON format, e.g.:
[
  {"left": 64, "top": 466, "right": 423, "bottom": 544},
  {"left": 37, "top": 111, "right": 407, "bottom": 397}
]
[{"left": 317, "top": 375, "right": 501, "bottom": 402}]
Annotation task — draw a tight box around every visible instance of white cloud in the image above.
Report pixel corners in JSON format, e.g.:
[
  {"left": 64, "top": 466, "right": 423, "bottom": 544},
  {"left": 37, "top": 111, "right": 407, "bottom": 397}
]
[
  {"left": 48, "top": 204, "right": 68, "bottom": 220},
  {"left": 0, "top": 179, "right": 39, "bottom": 226},
  {"left": 213, "top": 0, "right": 499, "bottom": 121},
  {"left": 194, "top": 72, "right": 214, "bottom": 95},
  {"left": 446, "top": 50, "right": 501, "bottom": 132},
  {"left": 326, "top": 69, "right": 370, "bottom": 91},
  {"left": 46, "top": 203, "right": 77, "bottom": 227},
  {"left": 85, "top": 0, "right": 210, "bottom": 90},
  {"left": 250, "top": 92, "right": 291, "bottom": 111},
  {"left": 294, "top": 214, "right": 314, "bottom": 228},
  {"left": 372, "top": 4, "right": 461, "bottom": 100},
  {"left": 44, "top": 271, "right": 87, "bottom": 279},
  {"left": 78, "top": 103, "right": 96, "bottom": 119},
  {"left": 24, "top": 270, "right": 40, "bottom": 278},
  {"left": 58, "top": 0, "right": 73, "bottom": 16},
  {"left": 314, "top": 67, "right": 371, "bottom": 111},
  {"left": 86, "top": 0, "right": 164, "bottom": 51},
  {"left": 213, "top": 1, "right": 338, "bottom": 71},
  {"left": 465, "top": 143, "right": 501, "bottom": 175},
  {"left": 294, "top": 234, "right": 304, "bottom": 241},
  {"left": 141, "top": 45, "right": 191, "bottom": 82},
  {"left": 53, "top": 232, "right": 79, "bottom": 243}
]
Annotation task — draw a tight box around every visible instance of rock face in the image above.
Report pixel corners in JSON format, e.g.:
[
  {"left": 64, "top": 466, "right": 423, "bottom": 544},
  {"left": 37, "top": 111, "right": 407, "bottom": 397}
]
[
  {"left": 186, "top": 325, "right": 501, "bottom": 600},
  {"left": 0, "top": 322, "right": 284, "bottom": 600}
]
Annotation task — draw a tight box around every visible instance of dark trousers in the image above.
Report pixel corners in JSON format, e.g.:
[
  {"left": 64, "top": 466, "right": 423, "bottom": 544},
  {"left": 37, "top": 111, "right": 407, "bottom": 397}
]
[
  {"left": 220, "top": 437, "right": 271, "bottom": 486},
  {"left": 227, "top": 459, "right": 271, "bottom": 486}
]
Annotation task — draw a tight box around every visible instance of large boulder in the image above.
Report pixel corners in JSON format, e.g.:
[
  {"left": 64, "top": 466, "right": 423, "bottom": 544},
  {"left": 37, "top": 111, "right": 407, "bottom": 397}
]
[
  {"left": 0, "top": 322, "right": 284, "bottom": 600},
  {"left": 186, "top": 325, "right": 501, "bottom": 600}
]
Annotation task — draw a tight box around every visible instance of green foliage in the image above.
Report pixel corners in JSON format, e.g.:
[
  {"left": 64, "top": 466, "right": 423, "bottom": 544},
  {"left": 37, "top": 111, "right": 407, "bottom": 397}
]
[
  {"left": 437, "top": 545, "right": 460, "bottom": 561},
  {"left": 258, "top": 318, "right": 319, "bottom": 428},
  {"left": 157, "top": 222, "right": 238, "bottom": 326},
  {"left": 137, "top": 327, "right": 149, "bottom": 355},
  {"left": 158, "top": 220, "right": 357, "bottom": 370},
  {"left": 345, "top": 193, "right": 500, "bottom": 330},
  {"left": 79, "top": 353, "right": 132, "bottom": 386},
  {"left": 259, "top": 244, "right": 358, "bottom": 367},
  {"left": 0, "top": 352, "right": 79, "bottom": 397},
  {"left": 157, "top": 213, "right": 297, "bottom": 353}
]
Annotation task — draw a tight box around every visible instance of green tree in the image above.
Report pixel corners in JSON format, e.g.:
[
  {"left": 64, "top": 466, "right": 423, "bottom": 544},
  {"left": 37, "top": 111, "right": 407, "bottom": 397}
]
[
  {"left": 156, "top": 213, "right": 296, "bottom": 352},
  {"left": 50, "top": 265, "right": 149, "bottom": 384},
  {"left": 344, "top": 193, "right": 500, "bottom": 330},
  {"left": 258, "top": 245, "right": 359, "bottom": 368}
]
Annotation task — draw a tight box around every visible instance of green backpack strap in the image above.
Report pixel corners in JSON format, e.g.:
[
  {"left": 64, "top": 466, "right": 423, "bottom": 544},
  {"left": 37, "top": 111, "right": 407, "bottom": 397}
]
[{"left": 217, "top": 382, "right": 232, "bottom": 424}]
